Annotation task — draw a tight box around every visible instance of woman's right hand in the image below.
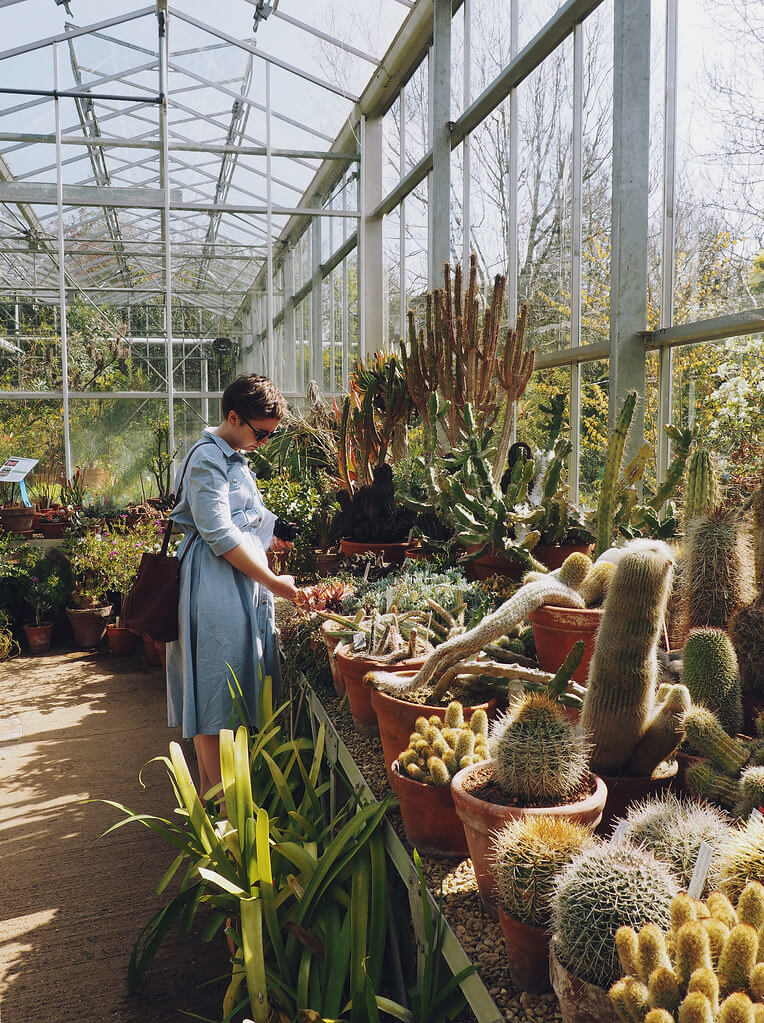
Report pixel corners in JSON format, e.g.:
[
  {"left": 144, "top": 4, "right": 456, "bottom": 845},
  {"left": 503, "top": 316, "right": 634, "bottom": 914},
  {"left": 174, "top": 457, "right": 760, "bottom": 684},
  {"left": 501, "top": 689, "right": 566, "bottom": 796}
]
[{"left": 272, "top": 574, "right": 299, "bottom": 601}]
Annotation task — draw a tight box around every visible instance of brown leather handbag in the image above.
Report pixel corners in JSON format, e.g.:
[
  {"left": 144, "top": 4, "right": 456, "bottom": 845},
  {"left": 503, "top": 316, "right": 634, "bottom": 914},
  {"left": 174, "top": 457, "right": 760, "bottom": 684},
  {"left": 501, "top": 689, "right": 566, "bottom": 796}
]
[{"left": 122, "top": 440, "right": 209, "bottom": 642}]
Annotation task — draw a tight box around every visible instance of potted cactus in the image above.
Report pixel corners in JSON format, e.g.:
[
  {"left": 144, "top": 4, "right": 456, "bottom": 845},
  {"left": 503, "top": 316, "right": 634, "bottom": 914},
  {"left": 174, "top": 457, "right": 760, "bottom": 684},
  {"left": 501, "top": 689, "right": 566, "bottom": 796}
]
[
  {"left": 390, "top": 702, "right": 488, "bottom": 857},
  {"left": 450, "top": 691, "right": 607, "bottom": 914},
  {"left": 491, "top": 816, "right": 596, "bottom": 993},
  {"left": 681, "top": 705, "right": 764, "bottom": 819}
]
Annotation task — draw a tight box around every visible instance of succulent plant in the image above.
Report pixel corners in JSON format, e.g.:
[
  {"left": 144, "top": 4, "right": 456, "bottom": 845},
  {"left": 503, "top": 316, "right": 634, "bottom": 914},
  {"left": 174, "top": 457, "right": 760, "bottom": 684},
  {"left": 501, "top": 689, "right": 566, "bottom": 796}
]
[
  {"left": 610, "top": 882, "right": 764, "bottom": 1023},
  {"left": 579, "top": 560, "right": 617, "bottom": 607},
  {"left": 717, "top": 817, "right": 764, "bottom": 905},
  {"left": 491, "top": 815, "right": 596, "bottom": 927},
  {"left": 735, "top": 766, "right": 764, "bottom": 819},
  {"left": 397, "top": 701, "right": 488, "bottom": 785},
  {"left": 617, "top": 793, "right": 731, "bottom": 893},
  {"left": 489, "top": 692, "right": 590, "bottom": 805},
  {"left": 595, "top": 390, "right": 638, "bottom": 558},
  {"left": 684, "top": 448, "right": 718, "bottom": 525},
  {"left": 752, "top": 478, "right": 764, "bottom": 597},
  {"left": 682, "top": 706, "right": 751, "bottom": 775},
  {"left": 680, "top": 508, "right": 756, "bottom": 636},
  {"left": 552, "top": 842, "right": 679, "bottom": 989},
  {"left": 729, "top": 601, "right": 764, "bottom": 696},
  {"left": 682, "top": 629, "right": 743, "bottom": 735},
  {"left": 582, "top": 540, "right": 689, "bottom": 776}
]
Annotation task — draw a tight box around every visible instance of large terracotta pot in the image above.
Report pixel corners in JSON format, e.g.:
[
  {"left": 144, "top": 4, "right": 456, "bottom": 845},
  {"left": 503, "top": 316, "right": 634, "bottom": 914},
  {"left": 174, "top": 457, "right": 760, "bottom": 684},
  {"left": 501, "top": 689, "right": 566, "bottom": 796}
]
[
  {"left": 333, "top": 644, "right": 426, "bottom": 735},
  {"left": 142, "top": 632, "right": 162, "bottom": 666},
  {"left": 66, "top": 605, "right": 112, "bottom": 648},
  {"left": 41, "top": 519, "right": 67, "bottom": 539},
  {"left": 389, "top": 760, "right": 469, "bottom": 858},
  {"left": 529, "top": 604, "right": 603, "bottom": 683},
  {"left": 339, "top": 538, "right": 409, "bottom": 565},
  {"left": 0, "top": 506, "right": 36, "bottom": 534},
  {"left": 370, "top": 684, "right": 496, "bottom": 786},
  {"left": 499, "top": 910, "right": 552, "bottom": 994},
  {"left": 24, "top": 623, "right": 52, "bottom": 655},
  {"left": 549, "top": 943, "right": 619, "bottom": 1023},
  {"left": 463, "top": 547, "right": 525, "bottom": 582},
  {"left": 106, "top": 624, "right": 140, "bottom": 656},
  {"left": 451, "top": 763, "right": 607, "bottom": 915},
  {"left": 315, "top": 550, "right": 342, "bottom": 575},
  {"left": 596, "top": 761, "right": 678, "bottom": 836},
  {"left": 534, "top": 543, "right": 595, "bottom": 572}
]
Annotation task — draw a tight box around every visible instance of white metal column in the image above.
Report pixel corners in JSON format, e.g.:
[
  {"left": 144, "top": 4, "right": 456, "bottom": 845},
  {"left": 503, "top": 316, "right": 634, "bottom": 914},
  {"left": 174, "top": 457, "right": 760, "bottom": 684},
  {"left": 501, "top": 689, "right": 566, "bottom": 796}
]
[
  {"left": 609, "top": 0, "right": 651, "bottom": 462},
  {"left": 657, "top": 0, "right": 678, "bottom": 483},
  {"left": 429, "top": 0, "right": 452, "bottom": 287},
  {"left": 359, "top": 115, "right": 383, "bottom": 360},
  {"left": 311, "top": 209, "right": 323, "bottom": 384},
  {"left": 508, "top": 0, "right": 519, "bottom": 316},
  {"left": 462, "top": 0, "right": 472, "bottom": 277},
  {"left": 266, "top": 61, "right": 275, "bottom": 380},
  {"left": 283, "top": 248, "right": 296, "bottom": 391},
  {"left": 53, "top": 42, "right": 72, "bottom": 481},
  {"left": 158, "top": 2, "right": 175, "bottom": 453},
  {"left": 399, "top": 86, "right": 407, "bottom": 339},
  {"left": 569, "top": 22, "right": 584, "bottom": 503}
]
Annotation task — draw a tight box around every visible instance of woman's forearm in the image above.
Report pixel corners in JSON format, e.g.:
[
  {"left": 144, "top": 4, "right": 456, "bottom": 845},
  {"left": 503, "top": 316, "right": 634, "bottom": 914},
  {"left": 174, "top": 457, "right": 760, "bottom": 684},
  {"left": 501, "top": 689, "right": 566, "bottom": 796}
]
[{"left": 222, "top": 543, "right": 294, "bottom": 598}]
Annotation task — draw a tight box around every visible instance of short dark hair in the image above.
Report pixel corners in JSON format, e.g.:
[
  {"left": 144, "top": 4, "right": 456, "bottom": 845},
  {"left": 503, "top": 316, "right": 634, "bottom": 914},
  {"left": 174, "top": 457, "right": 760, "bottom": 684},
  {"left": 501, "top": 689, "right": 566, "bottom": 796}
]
[{"left": 222, "top": 374, "right": 288, "bottom": 420}]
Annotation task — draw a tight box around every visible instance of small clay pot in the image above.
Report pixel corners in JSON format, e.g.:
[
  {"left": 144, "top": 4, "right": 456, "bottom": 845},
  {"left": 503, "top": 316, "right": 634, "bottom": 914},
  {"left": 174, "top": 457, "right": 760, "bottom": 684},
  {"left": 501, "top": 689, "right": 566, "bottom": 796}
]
[
  {"left": 24, "top": 622, "right": 52, "bottom": 655},
  {"left": 333, "top": 644, "right": 425, "bottom": 735},
  {"left": 0, "top": 506, "right": 36, "bottom": 534},
  {"left": 451, "top": 763, "right": 608, "bottom": 916},
  {"left": 499, "top": 910, "right": 552, "bottom": 994},
  {"left": 463, "top": 547, "right": 525, "bottom": 582},
  {"left": 40, "top": 520, "right": 67, "bottom": 539},
  {"left": 315, "top": 550, "right": 342, "bottom": 575},
  {"left": 595, "top": 760, "right": 678, "bottom": 836},
  {"left": 529, "top": 604, "right": 604, "bottom": 683},
  {"left": 321, "top": 620, "right": 346, "bottom": 697},
  {"left": 339, "top": 538, "right": 410, "bottom": 565},
  {"left": 142, "top": 633, "right": 162, "bottom": 667},
  {"left": 389, "top": 760, "right": 468, "bottom": 858},
  {"left": 549, "top": 943, "right": 619, "bottom": 1023},
  {"left": 66, "top": 605, "right": 112, "bottom": 649},
  {"left": 533, "top": 543, "right": 595, "bottom": 572},
  {"left": 106, "top": 624, "right": 140, "bottom": 656},
  {"left": 370, "top": 683, "right": 496, "bottom": 786}
]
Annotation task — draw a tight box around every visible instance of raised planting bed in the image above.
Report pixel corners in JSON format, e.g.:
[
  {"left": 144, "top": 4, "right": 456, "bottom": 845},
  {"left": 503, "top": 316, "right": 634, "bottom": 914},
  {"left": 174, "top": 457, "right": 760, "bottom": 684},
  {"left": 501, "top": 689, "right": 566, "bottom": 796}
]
[{"left": 291, "top": 672, "right": 564, "bottom": 1023}]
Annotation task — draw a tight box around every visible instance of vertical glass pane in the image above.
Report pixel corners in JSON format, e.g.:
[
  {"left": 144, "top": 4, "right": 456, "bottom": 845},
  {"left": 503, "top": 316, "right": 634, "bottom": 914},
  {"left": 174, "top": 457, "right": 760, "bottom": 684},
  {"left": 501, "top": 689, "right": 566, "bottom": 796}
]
[
  {"left": 0, "top": 399, "right": 64, "bottom": 491},
  {"left": 578, "top": 359, "right": 610, "bottom": 503},
  {"left": 384, "top": 207, "right": 402, "bottom": 345},
  {"left": 405, "top": 181, "right": 429, "bottom": 314}
]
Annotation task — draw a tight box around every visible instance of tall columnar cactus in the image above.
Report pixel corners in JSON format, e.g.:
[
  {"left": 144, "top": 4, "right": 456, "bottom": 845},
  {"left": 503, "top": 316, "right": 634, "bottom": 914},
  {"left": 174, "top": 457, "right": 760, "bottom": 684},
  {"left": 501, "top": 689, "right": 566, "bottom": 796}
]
[
  {"left": 729, "top": 602, "right": 764, "bottom": 695},
  {"left": 684, "top": 448, "right": 718, "bottom": 525},
  {"left": 582, "top": 540, "right": 688, "bottom": 775},
  {"left": 552, "top": 843, "right": 679, "bottom": 989},
  {"left": 596, "top": 390, "right": 638, "bottom": 557},
  {"left": 491, "top": 816, "right": 596, "bottom": 927},
  {"left": 752, "top": 477, "right": 764, "bottom": 596},
  {"left": 682, "top": 628, "right": 744, "bottom": 735},
  {"left": 489, "top": 693, "right": 590, "bottom": 804},
  {"left": 610, "top": 883, "right": 764, "bottom": 1023},
  {"left": 617, "top": 793, "right": 731, "bottom": 893},
  {"left": 680, "top": 507, "right": 756, "bottom": 635}
]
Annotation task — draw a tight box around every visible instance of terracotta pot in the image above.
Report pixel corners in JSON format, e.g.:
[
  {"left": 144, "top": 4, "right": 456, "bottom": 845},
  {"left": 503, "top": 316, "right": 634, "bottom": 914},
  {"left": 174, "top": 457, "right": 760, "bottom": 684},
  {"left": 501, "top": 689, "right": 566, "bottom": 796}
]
[
  {"left": 463, "top": 547, "right": 525, "bottom": 582},
  {"left": 549, "top": 943, "right": 619, "bottom": 1023},
  {"left": 0, "top": 506, "right": 36, "bottom": 534},
  {"left": 499, "top": 910, "right": 552, "bottom": 994},
  {"left": 41, "top": 520, "right": 67, "bottom": 539},
  {"left": 534, "top": 543, "right": 595, "bottom": 572},
  {"left": 321, "top": 620, "right": 346, "bottom": 697},
  {"left": 370, "top": 684, "right": 497, "bottom": 786},
  {"left": 595, "top": 760, "right": 678, "bottom": 836},
  {"left": 66, "top": 605, "right": 112, "bottom": 648},
  {"left": 157, "top": 640, "right": 167, "bottom": 672},
  {"left": 142, "top": 632, "right": 162, "bottom": 666},
  {"left": 339, "top": 538, "right": 410, "bottom": 565},
  {"left": 24, "top": 622, "right": 53, "bottom": 655},
  {"left": 106, "top": 624, "right": 140, "bottom": 656},
  {"left": 529, "top": 604, "right": 603, "bottom": 683},
  {"left": 390, "top": 760, "right": 469, "bottom": 858},
  {"left": 333, "top": 643, "right": 426, "bottom": 735},
  {"left": 451, "top": 763, "right": 607, "bottom": 915},
  {"left": 315, "top": 550, "right": 342, "bottom": 575}
]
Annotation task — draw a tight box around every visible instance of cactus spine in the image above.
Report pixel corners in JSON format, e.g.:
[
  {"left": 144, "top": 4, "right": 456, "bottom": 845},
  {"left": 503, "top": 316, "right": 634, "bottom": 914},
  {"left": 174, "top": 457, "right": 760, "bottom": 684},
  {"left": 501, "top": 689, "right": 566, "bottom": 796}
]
[
  {"left": 729, "top": 602, "right": 764, "bottom": 696},
  {"left": 582, "top": 540, "right": 684, "bottom": 775},
  {"left": 596, "top": 390, "right": 638, "bottom": 557},
  {"left": 682, "top": 628, "right": 743, "bottom": 735},
  {"left": 684, "top": 449, "right": 717, "bottom": 525},
  {"left": 681, "top": 508, "right": 756, "bottom": 635}
]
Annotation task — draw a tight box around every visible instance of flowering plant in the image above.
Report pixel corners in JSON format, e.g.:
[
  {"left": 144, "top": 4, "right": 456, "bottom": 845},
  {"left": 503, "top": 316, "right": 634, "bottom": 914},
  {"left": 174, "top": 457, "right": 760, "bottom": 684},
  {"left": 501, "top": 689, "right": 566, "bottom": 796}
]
[{"left": 23, "top": 568, "right": 67, "bottom": 625}]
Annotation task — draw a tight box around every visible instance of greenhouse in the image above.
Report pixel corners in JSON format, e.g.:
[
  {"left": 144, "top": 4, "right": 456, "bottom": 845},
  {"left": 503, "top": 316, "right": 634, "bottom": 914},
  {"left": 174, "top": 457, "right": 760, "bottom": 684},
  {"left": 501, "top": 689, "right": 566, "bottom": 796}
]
[{"left": 0, "top": 0, "right": 762, "bottom": 1021}]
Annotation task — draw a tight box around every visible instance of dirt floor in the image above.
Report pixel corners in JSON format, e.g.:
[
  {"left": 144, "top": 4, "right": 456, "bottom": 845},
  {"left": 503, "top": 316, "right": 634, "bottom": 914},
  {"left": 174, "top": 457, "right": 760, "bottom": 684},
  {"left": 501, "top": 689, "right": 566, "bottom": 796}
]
[{"left": 0, "top": 648, "right": 230, "bottom": 1023}]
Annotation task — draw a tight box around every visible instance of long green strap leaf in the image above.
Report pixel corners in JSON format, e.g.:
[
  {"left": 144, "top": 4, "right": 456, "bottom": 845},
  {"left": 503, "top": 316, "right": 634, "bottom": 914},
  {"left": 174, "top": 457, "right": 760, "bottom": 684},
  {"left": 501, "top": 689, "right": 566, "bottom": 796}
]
[
  {"left": 349, "top": 850, "right": 370, "bottom": 1002},
  {"left": 240, "top": 896, "right": 268, "bottom": 1022},
  {"left": 367, "top": 834, "right": 387, "bottom": 993},
  {"left": 169, "top": 742, "right": 218, "bottom": 854},
  {"left": 219, "top": 728, "right": 239, "bottom": 835}
]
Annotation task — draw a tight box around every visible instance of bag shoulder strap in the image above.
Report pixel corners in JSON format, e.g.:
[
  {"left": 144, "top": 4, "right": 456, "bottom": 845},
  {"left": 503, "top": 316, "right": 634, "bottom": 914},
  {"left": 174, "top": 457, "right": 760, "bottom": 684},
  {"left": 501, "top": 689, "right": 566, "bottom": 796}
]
[{"left": 159, "top": 437, "right": 215, "bottom": 556}]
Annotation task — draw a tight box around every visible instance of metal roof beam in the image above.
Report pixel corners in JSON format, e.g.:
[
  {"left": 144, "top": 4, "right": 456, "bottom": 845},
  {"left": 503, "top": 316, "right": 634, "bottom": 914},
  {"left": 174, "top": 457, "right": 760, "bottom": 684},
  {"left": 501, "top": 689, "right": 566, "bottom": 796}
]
[{"left": 0, "top": 8, "right": 155, "bottom": 63}]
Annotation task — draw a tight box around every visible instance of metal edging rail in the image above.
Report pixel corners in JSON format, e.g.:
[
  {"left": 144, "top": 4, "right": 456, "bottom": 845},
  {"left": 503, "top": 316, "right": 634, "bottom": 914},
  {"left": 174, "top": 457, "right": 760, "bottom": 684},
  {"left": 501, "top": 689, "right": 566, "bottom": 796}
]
[{"left": 294, "top": 675, "right": 505, "bottom": 1023}]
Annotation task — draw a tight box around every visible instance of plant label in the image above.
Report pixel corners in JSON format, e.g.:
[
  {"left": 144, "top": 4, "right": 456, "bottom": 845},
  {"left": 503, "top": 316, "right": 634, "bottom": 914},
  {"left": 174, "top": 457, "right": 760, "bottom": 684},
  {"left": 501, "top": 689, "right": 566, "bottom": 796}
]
[
  {"left": 353, "top": 631, "right": 366, "bottom": 652},
  {"left": 362, "top": 561, "right": 371, "bottom": 582},
  {"left": 688, "top": 840, "right": 713, "bottom": 900},
  {"left": 386, "top": 587, "right": 396, "bottom": 612}
]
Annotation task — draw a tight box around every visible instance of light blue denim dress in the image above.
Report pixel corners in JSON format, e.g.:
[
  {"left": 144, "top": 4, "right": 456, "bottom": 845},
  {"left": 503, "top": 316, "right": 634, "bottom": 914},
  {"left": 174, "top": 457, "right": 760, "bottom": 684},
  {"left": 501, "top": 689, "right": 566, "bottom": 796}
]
[{"left": 165, "top": 429, "right": 282, "bottom": 738}]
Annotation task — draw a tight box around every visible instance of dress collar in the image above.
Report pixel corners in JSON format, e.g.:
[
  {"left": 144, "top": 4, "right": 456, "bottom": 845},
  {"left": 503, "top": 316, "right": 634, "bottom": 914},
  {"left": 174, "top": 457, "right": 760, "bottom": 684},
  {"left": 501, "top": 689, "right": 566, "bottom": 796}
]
[{"left": 203, "top": 427, "right": 245, "bottom": 461}]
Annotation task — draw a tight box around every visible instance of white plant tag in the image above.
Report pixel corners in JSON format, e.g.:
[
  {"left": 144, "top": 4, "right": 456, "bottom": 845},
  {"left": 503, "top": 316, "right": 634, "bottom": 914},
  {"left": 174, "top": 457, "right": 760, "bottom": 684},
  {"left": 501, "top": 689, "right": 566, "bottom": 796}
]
[
  {"left": 407, "top": 527, "right": 415, "bottom": 544},
  {"left": 386, "top": 587, "right": 396, "bottom": 612},
  {"left": 362, "top": 561, "right": 371, "bottom": 582},
  {"left": 687, "top": 840, "right": 714, "bottom": 900},
  {"left": 750, "top": 807, "right": 764, "bottom": 826},
  {"left": 353, "top": 631, "right": 366, "bottom": 652},
  {"left": 611, "top": 821, "right": 628, "bottom": 843}
]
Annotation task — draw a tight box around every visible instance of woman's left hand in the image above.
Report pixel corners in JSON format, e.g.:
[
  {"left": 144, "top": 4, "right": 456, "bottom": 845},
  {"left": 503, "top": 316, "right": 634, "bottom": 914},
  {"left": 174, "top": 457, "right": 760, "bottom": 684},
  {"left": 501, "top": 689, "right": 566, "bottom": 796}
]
[{"left": 270, "top": 537, "right": 293, "bottom": 554}]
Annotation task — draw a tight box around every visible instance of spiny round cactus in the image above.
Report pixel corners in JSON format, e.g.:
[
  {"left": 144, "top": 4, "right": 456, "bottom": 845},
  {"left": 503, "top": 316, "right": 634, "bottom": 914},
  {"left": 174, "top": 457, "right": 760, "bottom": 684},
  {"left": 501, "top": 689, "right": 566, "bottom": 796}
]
[
  {"left": 445, "top": 701, "right": 464, "bottom": 728},
  {"left": 682, "top": 628, "right": 743, "bottom": 735},
  {"left": 717, "top": 817, "right": 764, "bottom": 905},
  {"left": 490, "top": 692, "right": 590, "bottom": 804},
  {"left": 469, "top": 708, "right": 488, "bottom": 738},
  {"left": 618, "top": 793, "right": 731, "bottom": 892},
  {"left": 560, "top": 551, "right": 594, "bottom": 590},
  {"left": 729, "top": 602, "right": 764, "bottom": 695},
  {"left": 491, "top": 815, "right": 596, "bottom": 927},
  {"left": 552, "top": 842, "right": 679, "bottom": 989},
  {"left": 736, "top": 766, "right": 764, "bottom": 819}
]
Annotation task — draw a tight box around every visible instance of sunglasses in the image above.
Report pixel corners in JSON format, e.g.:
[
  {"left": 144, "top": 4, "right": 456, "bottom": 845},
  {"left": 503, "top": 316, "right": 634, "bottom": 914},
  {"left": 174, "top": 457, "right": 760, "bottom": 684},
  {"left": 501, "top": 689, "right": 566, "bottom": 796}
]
[{"left": 242, "top": 419, "right": 279, "bottom": 442}]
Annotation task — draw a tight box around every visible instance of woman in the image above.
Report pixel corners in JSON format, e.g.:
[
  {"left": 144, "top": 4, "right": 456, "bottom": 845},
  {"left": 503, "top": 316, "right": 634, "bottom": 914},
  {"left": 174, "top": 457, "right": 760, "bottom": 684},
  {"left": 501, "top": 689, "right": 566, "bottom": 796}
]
[{"left": 165, "top": 374, "right": 299, "bottom": 801}]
